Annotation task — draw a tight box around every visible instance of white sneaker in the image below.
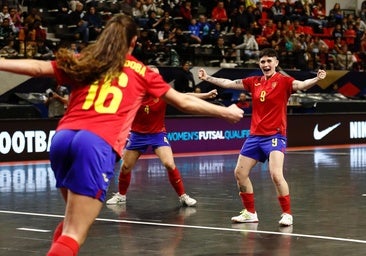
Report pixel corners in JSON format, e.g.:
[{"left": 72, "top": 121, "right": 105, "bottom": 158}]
[
  {"left": 179, "top": 193, "right": 197, "bottom": 207},
  {"left": 279, "top": 213, "right": 293, "bottom": 226},
  {"left": 231, "top": 209, "right": 259, "bottom": 223},
  {"left": 106, "top": 192, "right": 126, "bottom": 205}
]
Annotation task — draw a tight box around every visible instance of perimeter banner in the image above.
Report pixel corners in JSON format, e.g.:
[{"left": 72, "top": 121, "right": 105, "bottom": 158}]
[{"left": 1, "top": 113, "right": 366, "bottom": 162}]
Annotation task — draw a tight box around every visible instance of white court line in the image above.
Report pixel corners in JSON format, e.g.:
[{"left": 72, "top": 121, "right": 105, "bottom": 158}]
[
  {"left": 1, "top": 210, "right": 366, "bottom": 244},
  {"left": 17, "top": 227, "right": 51, "bottom": 233}
]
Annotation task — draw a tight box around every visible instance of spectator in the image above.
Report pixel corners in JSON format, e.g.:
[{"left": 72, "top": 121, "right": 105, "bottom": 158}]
[
  {"left": 211, "top": 0, "right": 229, "bottom": 31},
  {"left": 270, "top": 0, "right": 285, "bottom": 23},
  {"left": 290, "top": 0, "right": 306, "bottom": 23},
  {"left": 293, "top": 19, "right": 305, "bottom": 38},
  {"left": 231, "top": 4, "right": 249, "bottom": 31},
  {"left": 235, "top": 92, "right": 250, "bottom": 110},
  {"left": 9, "top": 7, "right": 21, "bottom": 33},
  {"left": 34, "top": 39, "right": 54, "bottom": 60},
  {"left": 209, "top": 22, "right": 224, "bottom": 45},
  {"left": 0, "top": 17, "right": 15, "bottom": 47},
  {"left": 249, "top": 20, "right": 262, "bottom": 37},
  {"left": 144, "top": 10, "right": 163, "bottom": 31},
  {"left": 83, "top": 5, "right": 103, "bottom": 41},
  {"left": 160, "top": 10, "right": 176, "bottom": 29},
  {"left": 143, "top": 0, "right": 164, "bottom": 17},
  {"left": 0, "top": 5, "right": 12, "bottom": 25},
  {"left": 55, "top": 4, "right": 71, "bottom": 25},
  {"left": 188, "top": 17, "right": 201, "bottom": 44},
  {"left": 360, "top": 0, "right": 366, "bottom": 22},
  {"left": 234, "top": 28, "right": 259, "bottom": 63},
  {"left": 68, "top": 1, "right": 89, "bottom": 43},
  {"left": 261, "top": 19, "right": 276, "bottom": 43},
  {"left": 133, "top": 28, "right": 158, "bottom": 64},
  {"left": 283, "top": 30, "right": 299, "bottom": 68},
  {"left": 157, "top": 22, "right": 175, "bottom": 45},
  {"left": 174, "top": 60, "right": 195, "bottom": 92},
  {"left": 307, "top": 2, "right": 328, "bottom": 30},
  {"left": 245, "top": 5, "right": 257, "bottom": 28},
  {"left": 132, "top": 0, "right": 146, "bottom": 26},
  {"left": 271, "top": 29, "right": 285, "bottom": 53},
  {"left": 24, "top": 7, "right": 42, "bottom": 26},
  {"left": 336, "top": 44, "right": 356, "bottom": 70},
  {"left": 332, "top": 23, "right": 344, "bottom": 40},
  {"left": 154, "top": 43, "right": 180, "bottom": 67},
  {"left": 197, "top": 14, "right": 211, "bottom": 45},
  {"left": 0, "top": 5, "right": 17, "bottom": 34},
  {"left": 211, "top": 36, "right": 235, "bottom": 65},
  {"left": 229, "top": 27, "right": 244, "bottom": 49},
  {"left": 44, "top": 82, "right": 70, "bottom": 118},
  {"left": 344, "top": 23, "right": 357, "bottom": 52},
  {"left": 173, "top": 26, "right": 190, "bottom": 62},
  {"left": 33, "top": 19, "right": 46, "bottom": 41},
  {"left": 308, "top": 36, "right": 330, "bottom": 69},
  {"left": 328, "top": 3, "right": 343, "bottom": 26},
  {"left": 284, "top": 0, "right": 296, "bottom": 21},
  {"left": 0, "top": 38, "right": 18, "bottom": 58},
  {"left": 179, "top": 0, "right": 192, "bottom": 29}
]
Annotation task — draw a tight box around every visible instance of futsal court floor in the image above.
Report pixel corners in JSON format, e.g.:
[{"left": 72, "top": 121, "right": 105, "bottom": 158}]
[{"left": 1, "top": 144, "right": 366, "bottom": 256}]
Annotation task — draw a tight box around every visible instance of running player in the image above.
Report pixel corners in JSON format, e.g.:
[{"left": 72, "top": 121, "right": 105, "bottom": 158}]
[
  {"left": 0, "top": 14, "right": 243, "bottom": 256},
  {"left": 106, "top": 66, "right": 218, "bottom": 207},
  {"left": 198, "top": 48, "right": 326, "bottom": 226}
]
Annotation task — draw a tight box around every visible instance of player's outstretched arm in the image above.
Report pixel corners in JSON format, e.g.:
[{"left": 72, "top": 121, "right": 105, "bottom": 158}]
[
  {"left": 163, "top": 88, "right": 243, "bottom": 124},
  {"left": 0, "top": 59, "right": 55, "bottom": 77},
  {"left": 198, "top": 68, "right": 244, "bottom": 90},
  {"left": 292, "top": 69, "right": 327, "bottom": 91},
  {"left": 186, "top": 89, "right": 218, "bottom": 99}
]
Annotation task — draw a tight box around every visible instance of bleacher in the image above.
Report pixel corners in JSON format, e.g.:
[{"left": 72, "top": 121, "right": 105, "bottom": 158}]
[{"left": 1, "top": 0, "right": 365, "bottom": 70}]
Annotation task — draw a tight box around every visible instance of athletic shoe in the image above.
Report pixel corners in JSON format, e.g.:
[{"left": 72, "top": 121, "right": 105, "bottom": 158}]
[
  {"left": 106, "top": 192, "right": 126, "bottom": 205},
  {"left": 179, "top": 193, "right": 197, "bottom": 207},
  {"left": 231, "top": 209, "right": 259, "bottom": 223},
  {"left": 279, "top": 213, "right": 293, "bottom": 226}
]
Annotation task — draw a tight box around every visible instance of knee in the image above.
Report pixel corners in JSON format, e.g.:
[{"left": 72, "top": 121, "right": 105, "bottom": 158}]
[
  {"left": 121, "top": 164, "right": 132, "bottom": 174},
  {"left": 234, "top": 169, "right": 248, "bottom": 182}
]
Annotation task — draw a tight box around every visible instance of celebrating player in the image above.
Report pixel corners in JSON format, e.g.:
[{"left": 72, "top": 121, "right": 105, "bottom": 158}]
[{"left": 198, "top": 48, "right": 326, "bottom": 226}]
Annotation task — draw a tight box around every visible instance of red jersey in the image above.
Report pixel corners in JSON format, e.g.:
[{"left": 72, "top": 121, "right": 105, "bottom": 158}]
[
  {"left": 211, "top": 7, "right": 228, "bottom": 23},
  {"left": 52, "top": 55, "right": 170, "bottom": 156},
  {"left": 242, "top": 72, "right": 295, "bottom": 136},
  {"left": 131, "top": 96, "right": 167, "bottom": 133}
]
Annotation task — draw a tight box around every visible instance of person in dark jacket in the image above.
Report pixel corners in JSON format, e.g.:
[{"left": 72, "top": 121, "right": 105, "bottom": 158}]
[{"left": 174, "top": 61, "right": 195, "bottom": 92}]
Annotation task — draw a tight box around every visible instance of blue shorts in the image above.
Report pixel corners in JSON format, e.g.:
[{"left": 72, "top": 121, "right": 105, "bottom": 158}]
[
  {"left": 49, "top": 129, "right": 117, "bottom": 202},
  {"left": 240, "top": 134, "right": 287, "bottom": 163},
  {"left": 125, "top": 131, "right": 170, "bottom": 153}
]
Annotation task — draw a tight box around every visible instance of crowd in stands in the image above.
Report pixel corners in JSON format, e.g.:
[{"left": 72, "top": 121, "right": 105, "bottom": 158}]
[{"left": 1, "top": 0, "right": 366, "bottom": 71}]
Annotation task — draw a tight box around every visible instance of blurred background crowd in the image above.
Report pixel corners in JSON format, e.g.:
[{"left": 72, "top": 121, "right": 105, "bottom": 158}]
[{"left": 0, "top": 0, "right": 365, "bottom": 71}]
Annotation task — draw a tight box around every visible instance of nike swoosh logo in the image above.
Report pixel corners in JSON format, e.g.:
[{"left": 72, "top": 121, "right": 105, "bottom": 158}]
[{"left": 313, "top": 123, "right": 341, "bottom": 140}]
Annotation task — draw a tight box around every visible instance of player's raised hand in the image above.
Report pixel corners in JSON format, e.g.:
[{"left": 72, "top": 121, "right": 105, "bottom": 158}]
[{"left": 198, "top": 68, "right": 208, "bottom": 80}]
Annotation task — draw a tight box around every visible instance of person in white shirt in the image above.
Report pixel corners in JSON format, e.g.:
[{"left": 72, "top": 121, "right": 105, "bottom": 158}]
[{"left": 234, "top": 28, "right": 259, "bottom": 64}]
